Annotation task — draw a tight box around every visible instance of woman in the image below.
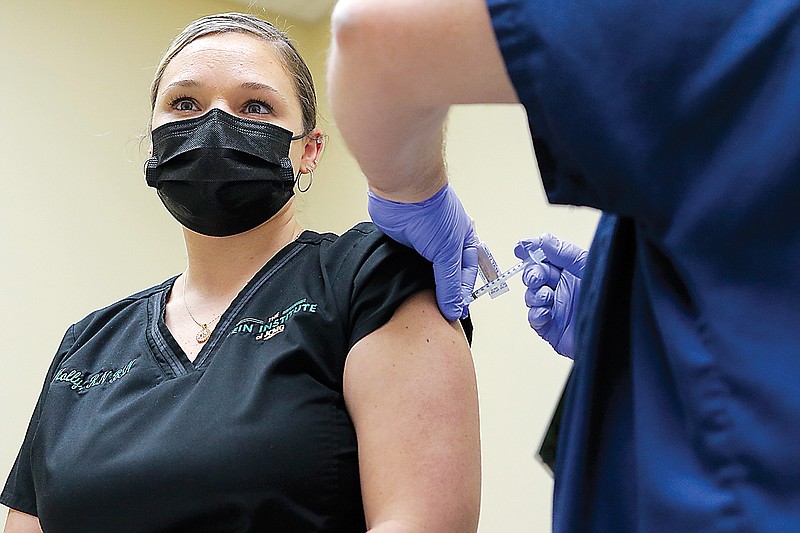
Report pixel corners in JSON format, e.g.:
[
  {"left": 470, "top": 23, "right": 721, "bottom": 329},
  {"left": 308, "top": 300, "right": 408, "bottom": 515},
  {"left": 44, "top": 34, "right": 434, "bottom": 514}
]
[{"left": 1, "top": 13, "right": 480, "bottom": 533}]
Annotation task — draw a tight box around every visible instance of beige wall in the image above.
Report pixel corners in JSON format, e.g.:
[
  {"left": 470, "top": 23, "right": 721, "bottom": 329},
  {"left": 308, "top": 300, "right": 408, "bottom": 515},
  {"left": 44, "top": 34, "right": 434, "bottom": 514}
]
[{"left": 0, "top": 1, "right": 599, "bottom": 531}]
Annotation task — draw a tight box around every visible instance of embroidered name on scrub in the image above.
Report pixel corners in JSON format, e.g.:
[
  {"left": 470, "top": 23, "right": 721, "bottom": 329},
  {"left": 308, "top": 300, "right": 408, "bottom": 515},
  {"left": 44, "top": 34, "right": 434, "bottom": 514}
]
[
  {"left": 229, "top": 298, "right": 318, "bottom": 342},
  {"left": 52, "top": 359, "right": 137, "bottom": 393}
]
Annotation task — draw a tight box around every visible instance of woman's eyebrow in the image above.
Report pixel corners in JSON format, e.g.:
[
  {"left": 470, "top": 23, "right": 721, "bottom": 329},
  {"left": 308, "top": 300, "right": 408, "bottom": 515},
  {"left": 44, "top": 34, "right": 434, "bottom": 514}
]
[
  {"left": 160, "top": 79, "right": 289, "bottom": 105},
  {"left": 162, "top": 79, "right": 201, "bottom": 92},
  {"left": 240, "top": 81, "right": 289, "bottom": 104}
]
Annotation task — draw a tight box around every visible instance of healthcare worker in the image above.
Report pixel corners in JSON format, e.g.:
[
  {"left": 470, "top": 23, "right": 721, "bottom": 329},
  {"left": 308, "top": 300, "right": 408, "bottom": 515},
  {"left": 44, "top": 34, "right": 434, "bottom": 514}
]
[{"left": 328, "top": 1, "right": 800, "bottom": 531}]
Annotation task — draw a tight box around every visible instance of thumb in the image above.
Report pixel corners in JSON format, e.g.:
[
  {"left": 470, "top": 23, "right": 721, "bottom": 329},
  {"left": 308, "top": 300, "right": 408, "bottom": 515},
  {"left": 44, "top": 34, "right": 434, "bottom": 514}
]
[
  {"left": 432, "top": 253, "right": 463, "bottom": 322},
  {"left": 460, "top": 241, "right": 479, "bottom": 318},
  {"left": 539, "top": 233, "right": 588, "bottom": 277},
  {"left": 514, "top": 237, "right": 542, "bottom": 262}
]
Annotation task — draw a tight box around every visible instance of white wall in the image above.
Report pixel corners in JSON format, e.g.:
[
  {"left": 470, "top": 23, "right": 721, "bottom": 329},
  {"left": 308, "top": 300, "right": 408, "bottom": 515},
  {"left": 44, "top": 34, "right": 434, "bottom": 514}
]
[{"left": 0, "top": 1, "right": 599, "bottom": 531}]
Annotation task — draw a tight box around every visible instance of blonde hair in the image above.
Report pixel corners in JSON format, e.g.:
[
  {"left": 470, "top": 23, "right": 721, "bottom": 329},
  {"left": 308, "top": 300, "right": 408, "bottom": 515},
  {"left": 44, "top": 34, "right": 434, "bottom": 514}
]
[{"left": 149, "top": 13, "right": 317, "bottom": 135}]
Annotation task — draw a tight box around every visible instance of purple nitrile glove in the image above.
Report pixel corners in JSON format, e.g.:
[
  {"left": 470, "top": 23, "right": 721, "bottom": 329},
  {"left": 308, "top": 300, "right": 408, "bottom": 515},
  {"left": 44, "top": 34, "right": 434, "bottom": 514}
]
[
  {"left": 514, "top": 233, "right": 588, "bottom": 359},
  {"left": 367, "top": 184, "right": 479, "bottom": 321}
]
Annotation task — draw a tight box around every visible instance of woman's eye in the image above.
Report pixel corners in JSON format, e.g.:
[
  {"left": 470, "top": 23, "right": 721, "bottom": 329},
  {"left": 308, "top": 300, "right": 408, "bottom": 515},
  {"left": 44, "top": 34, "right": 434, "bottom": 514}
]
[
  {"left": 168, "top": 97, "right": 199, "bottom": 112},
  {"left": 244, "top": 101, "right": 273, "bottom": 115}
]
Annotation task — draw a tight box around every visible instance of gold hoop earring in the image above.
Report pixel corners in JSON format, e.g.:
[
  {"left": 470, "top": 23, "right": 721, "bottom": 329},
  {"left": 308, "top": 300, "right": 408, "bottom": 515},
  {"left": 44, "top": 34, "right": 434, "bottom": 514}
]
[{"left": 295, "top": 169, "right": 313, "bottom": 193}]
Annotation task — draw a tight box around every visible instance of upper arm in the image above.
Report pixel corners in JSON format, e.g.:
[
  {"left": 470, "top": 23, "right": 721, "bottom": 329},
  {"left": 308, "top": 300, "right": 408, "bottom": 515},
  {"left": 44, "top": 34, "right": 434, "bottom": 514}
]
[
  {"left": 330, "top": 0, "right": 517, "bottom": 107},
  {"left": 3, "top": 510, "right": 43, "bottom": 533},
  {"left": 344, "top": 290, "right": 480, "bottom": 532}
]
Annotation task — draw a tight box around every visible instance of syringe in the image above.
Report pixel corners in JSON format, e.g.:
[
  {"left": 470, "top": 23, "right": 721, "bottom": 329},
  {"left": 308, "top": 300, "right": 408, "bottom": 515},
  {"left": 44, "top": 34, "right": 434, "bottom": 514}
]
[{"left": 466, "top": 247, "right": 545, "bottom": 305}]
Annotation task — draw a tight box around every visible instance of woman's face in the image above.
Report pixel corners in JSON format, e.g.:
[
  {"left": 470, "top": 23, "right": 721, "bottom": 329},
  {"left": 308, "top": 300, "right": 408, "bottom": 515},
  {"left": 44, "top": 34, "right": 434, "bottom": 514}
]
[{"left": 152, "top": 31, "right": 313, "bottom": 173}]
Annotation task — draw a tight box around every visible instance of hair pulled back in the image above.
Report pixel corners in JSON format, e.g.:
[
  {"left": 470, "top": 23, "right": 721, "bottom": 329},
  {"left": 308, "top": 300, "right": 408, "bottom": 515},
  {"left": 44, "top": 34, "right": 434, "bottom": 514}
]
[{"left": 149, "top": 13, "right": 317, "bottom": 135}]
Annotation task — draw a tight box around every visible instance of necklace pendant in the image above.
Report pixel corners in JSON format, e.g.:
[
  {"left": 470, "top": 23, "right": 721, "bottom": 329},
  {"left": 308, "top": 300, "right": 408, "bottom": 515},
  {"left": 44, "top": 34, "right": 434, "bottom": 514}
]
[{"left": 196, "top": 324, "right": 211, "bottom": 343}]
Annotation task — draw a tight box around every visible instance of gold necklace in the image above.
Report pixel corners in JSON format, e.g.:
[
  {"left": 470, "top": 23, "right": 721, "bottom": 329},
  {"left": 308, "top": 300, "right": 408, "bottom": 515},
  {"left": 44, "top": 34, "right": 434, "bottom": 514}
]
[
  {"left": 181, "top": 228, "right": 304, "bottom": 344},
  {"left": 182, "top": 274, "right": 221, "bottom": 344}
]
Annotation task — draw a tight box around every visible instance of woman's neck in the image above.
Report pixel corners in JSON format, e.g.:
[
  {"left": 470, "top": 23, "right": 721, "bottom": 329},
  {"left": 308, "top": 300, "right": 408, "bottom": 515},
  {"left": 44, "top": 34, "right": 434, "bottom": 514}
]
[{"left": 181, "top": 201, "right": 302, "bottom": 300}]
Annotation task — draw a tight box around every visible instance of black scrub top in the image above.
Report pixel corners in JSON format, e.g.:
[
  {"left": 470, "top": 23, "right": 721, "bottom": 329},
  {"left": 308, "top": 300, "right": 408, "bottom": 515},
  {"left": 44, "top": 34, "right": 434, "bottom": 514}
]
[
  {"left": 2, "top": 223, "right": 436, "bottom": 533},
  {"left": 488, "top": 0, "right": 800, "bottom": 531}
]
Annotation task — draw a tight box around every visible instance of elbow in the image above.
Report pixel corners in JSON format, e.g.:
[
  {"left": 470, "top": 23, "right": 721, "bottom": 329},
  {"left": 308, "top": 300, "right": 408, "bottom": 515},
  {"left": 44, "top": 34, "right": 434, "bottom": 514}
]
[
  {"left": 330, "top": 0, "right": 379, "bottom": 51},
  {"left": 328, "top": 0, "right": 385, "bottom": 119}
]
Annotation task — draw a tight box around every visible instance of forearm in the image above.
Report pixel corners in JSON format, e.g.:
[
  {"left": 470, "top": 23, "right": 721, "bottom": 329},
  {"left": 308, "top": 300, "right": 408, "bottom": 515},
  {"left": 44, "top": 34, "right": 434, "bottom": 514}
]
[
  {"left": 329, "top": 3, "right": 449, "bottom": 201},
  {"left": 329, "top": 0, "right": 517, "bottom": 202}
]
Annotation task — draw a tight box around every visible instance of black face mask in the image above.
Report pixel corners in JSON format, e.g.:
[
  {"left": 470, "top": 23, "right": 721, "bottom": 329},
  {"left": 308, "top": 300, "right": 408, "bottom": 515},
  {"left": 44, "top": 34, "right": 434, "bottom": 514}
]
[{"left": 145, "top": 108, "right": 304, "bottom": 237}]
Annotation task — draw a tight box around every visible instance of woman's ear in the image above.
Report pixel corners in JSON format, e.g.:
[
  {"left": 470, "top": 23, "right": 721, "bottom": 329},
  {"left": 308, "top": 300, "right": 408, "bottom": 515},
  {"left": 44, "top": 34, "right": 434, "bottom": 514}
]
[{"left": 298, "top": 127, "right": 325, "bottom": 174}]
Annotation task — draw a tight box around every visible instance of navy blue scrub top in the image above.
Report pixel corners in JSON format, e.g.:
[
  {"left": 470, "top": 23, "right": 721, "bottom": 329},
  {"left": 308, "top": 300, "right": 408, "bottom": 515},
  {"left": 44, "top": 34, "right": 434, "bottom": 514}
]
[
  {"left": 488, "top": 1, "right": 800, "bottom": 531},
  {"left": 1, "top": 223, "right": 436, "bottom": 533}
]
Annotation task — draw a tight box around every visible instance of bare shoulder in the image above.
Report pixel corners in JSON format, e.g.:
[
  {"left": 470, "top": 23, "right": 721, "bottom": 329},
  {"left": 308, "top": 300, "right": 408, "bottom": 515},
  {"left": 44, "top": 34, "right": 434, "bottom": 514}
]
[
  {"left": 345, "top": 290, "right": 473, "bottom": 389},
  {"left": 344, "top": 289, "right": 475, "bottom": 408}
]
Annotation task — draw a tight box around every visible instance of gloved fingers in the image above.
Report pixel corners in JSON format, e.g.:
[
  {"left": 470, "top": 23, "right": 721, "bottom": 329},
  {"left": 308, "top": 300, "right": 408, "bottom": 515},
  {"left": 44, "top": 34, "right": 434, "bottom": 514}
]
[
  {"left": 539, "top": 233, "right": 588, "bottom": 277},
  {"left": 521, "top": 262, "right": 548, "bottom": 289},
  {"left": 545, "top": 263, "right": 561, "bottom": 288},
  {"left": 528, "top": 305, "right": 553, "bottom": 329},
  {"left": 459, "top": 240, "right": 479, "bottom": 319},
  {"left": 521, "top": 261, "right": 561, "bottom": 291},
  {"left": 432, "top": 250, "right": 465, "bottom": 322},
  {"left": 514, "top": 237, "right": 542, "bottom": 261},
  {"left": 525, "top": 285, "right": 554, "bottom": 308}
]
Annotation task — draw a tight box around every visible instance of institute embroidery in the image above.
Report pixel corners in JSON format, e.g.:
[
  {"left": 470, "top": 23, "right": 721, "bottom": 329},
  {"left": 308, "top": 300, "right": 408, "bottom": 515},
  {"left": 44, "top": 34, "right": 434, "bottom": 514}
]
[
  {"left": 53, "top": 359, "right": 136, "bottom": 393},
  {"left": 228, "top": 298, "right": 318, "bottom": 342}
]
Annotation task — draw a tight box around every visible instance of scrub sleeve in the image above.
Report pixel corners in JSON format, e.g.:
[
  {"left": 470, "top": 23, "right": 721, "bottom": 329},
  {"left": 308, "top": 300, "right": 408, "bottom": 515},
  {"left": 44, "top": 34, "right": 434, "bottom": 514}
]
[{"left": 1, "top": 329, "right": 76, "bottom": 516}]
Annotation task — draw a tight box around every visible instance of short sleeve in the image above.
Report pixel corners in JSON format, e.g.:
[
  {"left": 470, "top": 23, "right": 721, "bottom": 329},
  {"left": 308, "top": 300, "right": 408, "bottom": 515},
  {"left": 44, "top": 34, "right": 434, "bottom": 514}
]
[
  {"left": 1, "top": 326, "right": 76, "bottom": 516},
  {"left": 330, "top": 224, "right": 436, "bottom": 350}
]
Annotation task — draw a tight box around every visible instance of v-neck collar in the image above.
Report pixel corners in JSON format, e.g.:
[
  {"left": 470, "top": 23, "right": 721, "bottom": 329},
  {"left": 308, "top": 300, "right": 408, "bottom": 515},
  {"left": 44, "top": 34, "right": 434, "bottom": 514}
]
[{"left": 146, "top": 235, "right": 309, "bottom": 377}]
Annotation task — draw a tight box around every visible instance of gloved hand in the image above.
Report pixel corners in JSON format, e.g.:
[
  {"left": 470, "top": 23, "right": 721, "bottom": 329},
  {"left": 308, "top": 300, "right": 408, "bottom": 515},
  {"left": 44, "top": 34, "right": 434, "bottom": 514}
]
[
  {"left": 514, "top": 234, "right": 588, "bottom": 359},
  {"left": 368, "top": 184, "right": 479, "bottom": 321}
]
